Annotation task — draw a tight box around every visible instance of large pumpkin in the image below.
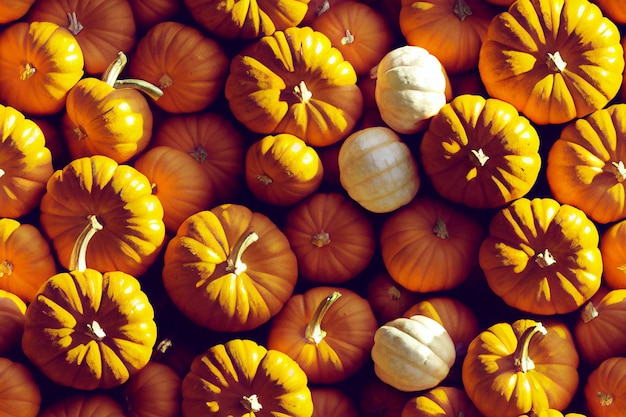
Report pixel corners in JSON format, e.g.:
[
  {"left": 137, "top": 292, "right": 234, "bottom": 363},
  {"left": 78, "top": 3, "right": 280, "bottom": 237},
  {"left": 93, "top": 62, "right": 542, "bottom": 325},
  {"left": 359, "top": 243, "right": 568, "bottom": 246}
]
[
  {"left": 401, "top": 386, "right": 482, "bottom": 417},
  {"left": 162, "top": 204, "right": 298, "bottom": 332},
  {"left": 478, "top": 0, "right": 624, "bottom": 125},
  {"left": 479, "top": 197, "right": 602, "bottom": 315},
  {"left": 225, "top": 25, "right": 363, "bottom": 147},
  {"left": 0, "top": 0, "right": 35, "bottom": 24}
]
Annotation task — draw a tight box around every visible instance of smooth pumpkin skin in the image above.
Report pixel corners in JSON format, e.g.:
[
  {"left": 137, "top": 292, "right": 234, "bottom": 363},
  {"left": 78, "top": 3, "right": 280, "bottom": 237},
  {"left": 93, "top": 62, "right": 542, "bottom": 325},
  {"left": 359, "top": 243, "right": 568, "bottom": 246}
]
[
  {"left": 225, "top": 25, "right": 363, "bottom": 147},
  {"left": 420, "top": 94, "right": 541, "bottom": 209},
  {"left": 479, "top": 197, "right": 602, "bottom": 315},
  {"left": 584, "top": 357, "right": 626, "bottom": 417},
  {"left": 39, "top": 394, "right": 126, "bottom": 417},
  {"left": 162, "top": 204, "right": 298, "bottom": 332},
  {"left": 478, "top": 0, "right": 624, "bottom": 125},
  {"left": 462, "top": 319, "right": 579, "bottom": 417},
  {"left": 0, "top": 357, "right": 41, "bottom": 417},
  {"left": 22, "top": 268, "right": 158, "bottom": 390},
  {"left": 0, "top": 21, "right": 84, "bottom": 116},
  {"left": 546, "top": 104, "right": 626, "bottom": 225},
  {"left": 181, "top": 339, "right": 313, "bottom": 417},
  {"left": 0, "top": 289, "right": 26, "bottom": 356},
  {"left": 0, "top": 104, "right": 54, "bottom": 219}
]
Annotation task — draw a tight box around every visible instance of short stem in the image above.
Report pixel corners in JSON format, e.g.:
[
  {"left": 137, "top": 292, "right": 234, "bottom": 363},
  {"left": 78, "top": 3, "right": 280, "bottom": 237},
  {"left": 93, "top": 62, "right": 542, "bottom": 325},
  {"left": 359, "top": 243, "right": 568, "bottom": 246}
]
[
  {"left": 453, "top": 0, "right": 473, "bottom": 21},
  {"left": 0, "top": 259, "right": 13, "bottom": 277},
  {"left": 470, "top": 148, "right": 489, "bottom": 166},
  {"left": 241, "top": 394, "right": 263, "bottom": 412},
  {"left": 387, "top": 285, "right": 402, "bottom": 301},
  {"left": 580, "top": 301, "right": 599, "bottom": 324},
  {"left": 66, "top": 11, "right": 84, "bottom": 35},
  {"left": 20, "top": 63, "right": 36, "bottom": 80},
  {"left": 305, "top": 291, "right": 342, "bottom": 344},
  {"left": 341, "top": 29, "right": 355, "bottom": 45},
  {"left": 293, "top": 80, "right": 312, "bottom": 103},
  {"left": 189, "top": 146, "right": 208, "bottom": 163},
  {"left": 433, "top": 218, "right": 449, "bottom": 239},
  {"left": 257, "top": 174, "right": 273, "bottom": 186},
  {"left": 535, "top": 249, "right": 556, "bottom": 268},
  {"left": 225, "top": 232, "right": 259, "bottom": 275},
  {"left": 312, "top": 232, "right": 331, "bottom": 247},
  {"left": 547, "top": 51, "right": 567, "bottom": 72},
  {"left": 87, "top": 320, "right": 106, "bottom": 341},
  {"left": 597, "top": 392, "right": 614, "bottom": 406},
  {"left": 69, "top": 214, "right": 104, "bottom": 272},
  {"left": 612, "top": 161, "right": 626, "bottom": 182},
  {"left": 514, "top": 322, "right": 547, "bottom": 373}
]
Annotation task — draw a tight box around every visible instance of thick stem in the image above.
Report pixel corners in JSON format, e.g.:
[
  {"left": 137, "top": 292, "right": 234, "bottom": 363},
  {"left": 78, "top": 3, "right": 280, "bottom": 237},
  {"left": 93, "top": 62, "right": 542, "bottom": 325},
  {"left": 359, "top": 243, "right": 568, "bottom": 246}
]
[
  {"left": 66, "top": 11, "right": 84, "bottom": 35},
  {"left": 312, "top": 232, "right": 331, "bottom": 247},
  {"left": 535, "top": 249, "right": 556, "bottom": 268},
  {"left": 580, "top": 301, "right": 599, "bottom": 324},
  {"left": 513, "top": 322, "right": 547, "bottom": 373},
  {"left": 305, "top": 291, "right": 342, "bottom": 344},
  {"left": 547, "top": 51, "right": 567, "bottom": 72},
  {"left": 256, "top": 174, "right": 273, "bottom": 186},
  {"left": 241, "top": 394, "right": 263, "bottom": 412},
  {"left": 453, "top": 0, "right": 473, "bottom": 21},
  {"left": 470, "top": 148, "right": 489, "bottom": 166},
  {"left": 20, "top": 63, "right": 36, "bottom": 80},
  {"left": 69, "top": 214, "right": 104, "bottom": 272},
  {"left": 596, "top": 392, "right": 614, "bottom": 406},
  {"left": 387, "top": 285, "right": 402, "bottom": 301},
  {"left": 225, "top": 232, "right": 259, "bottom": 275},
  {"left": 0, "top": 259, "right": 13, "bottom": 277},
  {"left": 102, "top": 52, "right": 163, "bottom": 101},
  {"left": 87, "top": 320, "right": 106, "bottom": 341},
  {"left": 189, "top": 146, "right": 208, "bottom": 163}
]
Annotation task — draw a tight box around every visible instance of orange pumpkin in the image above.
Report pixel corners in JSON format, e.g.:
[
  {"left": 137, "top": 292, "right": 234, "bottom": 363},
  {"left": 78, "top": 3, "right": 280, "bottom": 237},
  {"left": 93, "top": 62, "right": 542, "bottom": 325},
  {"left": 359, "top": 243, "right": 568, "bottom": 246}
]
[
  {"left": 0, "top": 0, "right": 35, "bottom": 24},
  {"left": 27, "top": 0, "right": 136, "bottom": 75},
  {"left": 359, "top": 378, "right": 413, "bottom": 417},
  {"left": 0, "top": 289, "right": 26, "bottom": 357},
  {"left": 129, "top": 21, "right": 229, "bottom": 114},
  {"left": 311, "top": 387, "right": 358, "bottom": 417},
  {"left": 0, "top": 357, "right": 41, "bottom": 417},
  {"left": 367, "top": 271, "right": 420, "bottom": 324},
  {"left": 282, "top": 192, "right": 376, "bottom": 283},
  {"left": 401, "top": 386, "right": 482, "bottom": 417},
  {"left": 594, "top": 0, "right": 626, "bottom": 24},
  {"left": 584, "top": 356, "right": 626, "bottom": 417},
  {"left": 38, "top": 394, "right": 125, "bottom": 417},
  {"left": 123, "top": 361, "right": 182, "bottom": 417},
  {"left": 129, "top": 0, "right": 182, "bottom": 28},
  {"left": 600, "top": 218, "right": 626, "bottom": 289},
  {"left": 266, "top": 287, "right": 378, "bottom": 384}
]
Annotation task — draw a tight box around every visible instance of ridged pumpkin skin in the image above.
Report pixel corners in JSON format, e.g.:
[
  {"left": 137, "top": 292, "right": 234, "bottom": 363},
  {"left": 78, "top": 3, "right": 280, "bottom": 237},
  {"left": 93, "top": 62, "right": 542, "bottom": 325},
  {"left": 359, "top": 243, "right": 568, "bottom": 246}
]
[
  {"left": 182, "top": 339, "right": 313, "bottom": 417},
  {"left": 123, "top": 361, "right": 181, "bottom": 417},
  {"left": 401, "top": 386, "right": 482, "bottom": 417},
  {"left": 162, "top": 204, "right": 298, "bottom": 332},
  {"left": 478, "top": 0, "right": 624, "bottom": 125},
  {"left": 600, "top": 219, "right": 626, "bottom": 289},
  {"left": 22, "top": 268, "right": 157, "bottom": 390},
  {"left": 225, "top": 25, "right": 363, "bottom": 147},
  {"left": 311, "top": 388, "right": 358, "bottom": 417},
  {"left": 38, "top": 394, "right": 126, "bottom": 417},
  {"left": 0, "top": 0, "right": 35, "bottom": 24},
  {"left": 420, "top": 94, "right": 541, "bottom": 209},
  {"left": 0, "top": 357, "right": 41, "bottom": 417},
  {"left": 0, "top": 289, "right": 26, "bottom": 356},
  {"left": 584, "top": 357, "right": 626, "bottom": 417}
]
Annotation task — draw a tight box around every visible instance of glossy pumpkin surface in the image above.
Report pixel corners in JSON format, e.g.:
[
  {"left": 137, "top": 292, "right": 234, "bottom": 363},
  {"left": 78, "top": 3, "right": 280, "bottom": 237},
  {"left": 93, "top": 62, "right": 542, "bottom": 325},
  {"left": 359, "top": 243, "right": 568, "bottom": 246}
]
[
  {"left": 479, "top": 197, "right": 602, "bottom": 315},
  {"left": 420, "top": 94, "right": 541, "bottom": 209},
  {"left": 0, "top": 357, "right": 41, "bottom": 417},
  {"left": 162, "top": 204, "right": 298, "bottom": 332},
  {"left": 22, "top": 267, "right": 157, "bottom": 390},
  {"left": 181, "top": 338, "right": 313, "bottom": 417},
  {"left": 478, "top": 0, "right": 625, "bottom": 125},
  {"left": 225, "top": 25, "right": 363, "bottom": 147}
]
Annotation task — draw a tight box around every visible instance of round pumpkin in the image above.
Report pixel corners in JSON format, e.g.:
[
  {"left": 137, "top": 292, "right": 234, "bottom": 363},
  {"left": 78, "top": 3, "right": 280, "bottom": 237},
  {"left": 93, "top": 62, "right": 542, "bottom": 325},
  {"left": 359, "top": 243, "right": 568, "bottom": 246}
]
[
  {"left": 129, "top": 0, "right": 181, "bottom": 28},
  {"left": 225, "top": 25, "right": 363, "bottom": 147},
  {"left": 123, "top": 361, "right": 182, "bottom": 417},
  {"left": 0, "top": 357, "right": 41, "bottom": 417},
  {"left": 478, "top": 0, "right": 625, "bottom": 125},
  {"left": 0, "top": 289, "right": 26, "bottom": 356},
  {"left": 420, "top": 94, "right": 542, "bottom": 209},
  {"left": 584, "top": 356, "right": 626, "bottom": 417},
  {"left": 338, "top": 126, "right": 420, "bottom": 213},
  {"left": 600, "top": 218, "right": 626, "bottom": 289},
  {"left": 594, "top": 0, "right": 626, "bottom": 24},
  {"left": 311, "top": 387, "right": 358, "bottom": 417},
  {"left": 0, "top": 0, "right": 35, "bottom": 24},
  {"left": 401, "top": 386, "right": 482, "bottom": 417},
  {"left": 479, "top": 197, "right": 602, "bottom": 315},
  {"left": 368, "top": 271, "right": 420, "bottom": 324},
  {"left": 161, "top": 204, "right": 298, "bottom": 332},
  {"left": 38, "top": 394, "right": 125, "bottom": 417}
]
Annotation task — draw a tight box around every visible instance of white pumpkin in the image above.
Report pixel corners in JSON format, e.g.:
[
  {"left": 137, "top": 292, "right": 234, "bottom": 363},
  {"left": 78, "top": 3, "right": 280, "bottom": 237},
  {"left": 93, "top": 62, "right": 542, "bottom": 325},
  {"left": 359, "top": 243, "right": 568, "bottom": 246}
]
[
  {"left": 338, "top": 126, "right": 420, "bottom": 213},
  {"left": 371, "top": 315, "right": 456, "bottom": 392},
  {"left": 373, "top": 45, "right": 449, "bottom": 134}
]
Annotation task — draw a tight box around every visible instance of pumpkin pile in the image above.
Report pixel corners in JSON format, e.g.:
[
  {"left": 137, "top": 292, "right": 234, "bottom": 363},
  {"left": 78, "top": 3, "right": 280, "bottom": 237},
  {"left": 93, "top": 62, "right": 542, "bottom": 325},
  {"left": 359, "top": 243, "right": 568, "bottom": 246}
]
[{"left": 1, "top": 0, "right": 626, "bottom": 416}]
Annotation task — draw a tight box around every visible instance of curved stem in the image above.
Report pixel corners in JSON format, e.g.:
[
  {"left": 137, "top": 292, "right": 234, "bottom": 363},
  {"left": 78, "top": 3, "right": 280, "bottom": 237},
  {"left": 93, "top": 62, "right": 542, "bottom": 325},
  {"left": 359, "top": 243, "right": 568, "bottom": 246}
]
[
  {"left": 225, "top": 232, "right": 259, "bottom": 275},
  {"left": 514, "top": 322, "right": 547, "bottom": 373},
  {"left": 66, "top": 11, "right": 84, "bottom": 35},
  {"left": 69, "top": 214, "right": 104, "bottom": 272},
  {"left": 102, "top": 52, "right": 164, "bottom": 101},
  {"left": 102, "top": 52, "right": 128, "bottom": 86},
  {"left": 305, "top": 291, "right": 342, "bottom": 344}
]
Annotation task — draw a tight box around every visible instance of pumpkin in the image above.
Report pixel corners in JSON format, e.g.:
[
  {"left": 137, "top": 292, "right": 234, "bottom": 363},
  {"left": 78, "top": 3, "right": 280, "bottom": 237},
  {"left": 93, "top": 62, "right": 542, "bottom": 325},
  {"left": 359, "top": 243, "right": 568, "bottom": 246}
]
[
  {"left": 151, "top": 111, "right": 246, "bottom": 205},
  {"left": 368, "top": 271, "right": 419, "bottom": 324},
  {"left": 574, "top": 288, "right": 626, "bottom": 366},
  {"left": 133, "top": 146, "right": 214, "bottom": 234},
  {"left": 584, "top": 356, "right": 626, "bottom": 417},
  {"left": 478, "top": 0, "right": 625, "bottom": 125},
  {"left": 594, "top": 0, "right": 626, "bottom": 24},
  {"left": 0, "top": 289, "right": 26, "bottom": 356},
  {"left": 32, "top": 116, "right": 69, "bottom": 168},
  {"left": 0, "top": 357, "right": 41, "bottom": 417},
  {"left": 26, "top": 0, "right": 136, "bottom": 75},
  {"left": 225, "top": 25, "right": 363, "bottom": 147},
  {"left": 128, "top": 21, "right": 229, "bottom": 114},
  {"left": 39, "top": 155, "right": 166, "bottom": 277},
  {"left": 520, "top": 411, "right": 587, "bottom": 417},
  {"left": 380, "top": 195, "right": 484, "bottom": 292},
  {"left": 245, "top": 133, "right": 324, "bottom": 206},
  {"left": 420, "top": 94, "right": 542, "bottom": 209},
  {"left": 123, "top": 361, "right": 182, "bottom": 417},
  {"left": 151, "top": 337, "right": 199, "bottom": 379},
  {"left": 161, "top": 204, "right": 298, "bottom": 332},
  {"left": 479, "top": 197, "right": 602, "bottom": 315},
  {"left": 0, "top": 104, "right": 54, "bottom": 219},
  {"left": 184, "top": 0, "right": 309, "bottom": 39},
  {"left": 311, "top": 1, "right": 394, "bottom": 76},
  {"left": 311, "top": 387, "right": 358, "bottom": 417},
  {"left": 403, "top": 296, "right": 480, "bottom": 358},
  {"left": 129, "top": 0, "right": 182, "bottom": 28},
  {"left": 600, "top": 219, "right": 626, "bottom": 289},
  {"left": 0, "top": 20, "right": 84, "bottom": 116},
  {"left": 282, "top": 192, "right": 376, "bottom": 283},
  {"left": 372, "top": 45, "right": 450, "bottom": 134},
  {"left": 401, "top": 386, "right": 482, "bottom": 417},
  {"left": 371, "top": 315, "right": 456, "bottom": 392},
  {"left": 359, "top": 379, "right": 414, "bottom": 417},
  {"left": 0, "top": 218, "right": 57, "bottom": 303},
  {"left": 338, "top": 126, "right": 420, "bottom": 213},
  {"left": 266, "top": 287, "right": 378, "bottom": 384},
  {"left": 462, "top": 319, "right": 579, "bottom": 417},
  {"left": 399, "top": 0, "right": 498, "bottom": 74},
  {"left": 0, "top": 0, "right": 35, "bottom": 24},
  {"left": 181, "top": 338, "right": 313, "bottom": 417},
  {"left": 62, "top": 52, "right": 161, "bottom": 164},
  {"left": 546, "top": 104, "right": 626, "bottom": 225},
  {"left": 38, "top": 394, "right": 125, "bottom": 417}
]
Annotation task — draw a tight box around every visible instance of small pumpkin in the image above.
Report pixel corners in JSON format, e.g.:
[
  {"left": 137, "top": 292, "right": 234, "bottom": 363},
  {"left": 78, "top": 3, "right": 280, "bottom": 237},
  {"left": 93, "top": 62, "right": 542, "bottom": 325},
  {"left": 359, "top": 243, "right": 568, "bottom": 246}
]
[
  {"left": 0, "top": 357, "right": 41, "bottom": 417},
  {"left": 584, "top": 356, "right": 626, "bottom": 417},
  {"left": 0, "top": 289, "right": 26, "bottom": 356},
  {"left": 123, "top": 361, "right": 182, "bottom": 417},
  {"left": 600, "top": 219, "right": 626, "bottom": 289},
  {"left": 368, "top": 271, "right": 419, "bottom": 324},
  {"left": 401, "top": 386, "right": 482, "bottom": 417},
  {"left": 129, "top": 0, "right": 182, "bottom": 28},
  {"left": 311, "top": 387, "right": 358, "bottom": 417},
  {"left": 245, "top": 133, "right": 324, "bottom": 206},
  {"left": 38, "top": 394, "right": 125, "bottom": 417},
  {"left": 0, "top": 0, "right": 35, "bottom": 24},
  {"left": 594, "top": 0, "right": 626, "bottom": 24},
  {"left": 338, "top": 126, "right": 420, "bottom": 213},
  {"left": 359, "top": 379, "right": 413, "bottom": 417},
  {"left": 371, "top": 315, "right": 456, "bottom": 392},
  {"left": 181, "top": 338, "right": 313, "bottom": 417}
]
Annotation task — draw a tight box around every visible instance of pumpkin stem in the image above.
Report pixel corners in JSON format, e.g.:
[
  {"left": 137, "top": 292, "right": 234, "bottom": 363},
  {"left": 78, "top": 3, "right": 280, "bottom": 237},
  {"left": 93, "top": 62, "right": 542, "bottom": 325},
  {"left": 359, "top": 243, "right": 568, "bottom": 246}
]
[
  {"left": 158, "top": 74, "right": 173, "bottom": 89},
  {"left": 580, "top": 301, "right": 599, "bottom": 324},
  {"left": 293, "top": 80, "right": 313, "bottom": 103},
  {"left": 596, "top": 391, "right": 614, "bottom": 406},
  {"left": 102, "top": 52, "right": 164, "bottom": 101},
  {"left": 66, "top": 11, "right": 84, "bottom": 35},
  {"left": 241, "top": 394, "right": 263, "bottom": 412},
  {"left": 19, "top": 62, "right": 36, "bottom": 80},
  {"left": 189, "top": 146, "right": 208, "bottom": 163},
  {"left": 69, "top": 214, "right": 104, "bottom": 272},
  {"left": 387, "top": 285, "right": 402, "bottom": 300},
  {"left": 546, "top": 51, "right": 567, "bottom": 72},
  {"left": 0, "top": 259, "right": 13, "bottom": 277},
  {"left": 453, "top": 0, "right": 473, "bottom": 21},
  {"left": 256, "top": 174, "right": 273, "bottom": 185},
  {"left": 611, "top": 160, "right": 626, "bottom": 182},
  {"left": 225, "top": 232, "right": 259, "bottom": 275},
  {"left": 534, "top": 249, "right": 556, "bottom": 268},
  {"left": 87, "top": 320, "right": 107, "bottom": 341},
  {"left": 0, "top": 168, "right": 4, "bottom": 178},
  {"left": 341, "top": 29, "right": 355, "bottom": 45},
  {"left": 312, "top": 231, "right": 331, "bottom": 247},
  {"left": 433, "top": 218, "right": 449, "bottom": 239},
  {"left": 305, "top": 291, "right": 342, "bottom": 344},
  {"left": 513, "top": 322, "right": 547, "bottom": 373},
  {"left": 470, "top": 148, "right": 489, "bottom": 166},
  {"left": 316, "top": 0, "right": 331, "bottom": 16}
]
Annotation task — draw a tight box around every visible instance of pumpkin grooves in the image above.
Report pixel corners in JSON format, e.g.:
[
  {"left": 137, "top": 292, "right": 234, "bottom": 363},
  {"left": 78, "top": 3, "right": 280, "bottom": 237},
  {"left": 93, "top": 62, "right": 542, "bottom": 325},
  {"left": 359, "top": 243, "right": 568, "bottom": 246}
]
[
  {"left": 69, "top": 214, "right": 104, "bottom": 272},
  {"left": 513, "top": 323, "right": 547, "bottom": 373},
  {"left": 225, "top": 232, "right": 259, "bottom": 275},
  {"left": 454, "top": 0, "right": 473, "bottom": 21},
  {"left": 305, "top": 291, "right": 342, "bottom": 344}
]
